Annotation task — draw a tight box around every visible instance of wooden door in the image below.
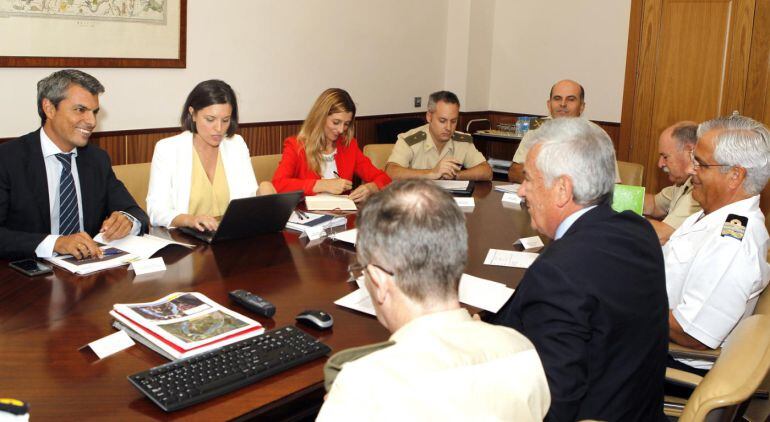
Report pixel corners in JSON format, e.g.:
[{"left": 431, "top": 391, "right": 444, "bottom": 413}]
[{"left": 619, "top": 0, "right": 757, "bottom": 194}]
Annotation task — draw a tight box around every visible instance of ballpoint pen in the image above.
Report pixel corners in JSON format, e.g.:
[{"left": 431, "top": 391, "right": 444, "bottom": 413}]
[{"left": 296, "top": 209, "right": 309, "bottom": 220}]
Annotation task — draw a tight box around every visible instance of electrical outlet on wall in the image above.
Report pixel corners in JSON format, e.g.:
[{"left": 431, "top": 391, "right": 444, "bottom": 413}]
[{"left": 414, "top": 97, "right": 421, "bottom": 108}]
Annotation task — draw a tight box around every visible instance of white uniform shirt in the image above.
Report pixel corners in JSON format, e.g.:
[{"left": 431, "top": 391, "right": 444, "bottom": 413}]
[
  {"left": 664, "top": 195, "right": 769, "bottom": 361},
  {"left": 317, "top": 308, "right": 550, "bottom": 421}
]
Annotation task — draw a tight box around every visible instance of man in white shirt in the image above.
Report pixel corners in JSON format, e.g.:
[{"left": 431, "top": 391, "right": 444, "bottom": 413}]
[
  {"left": 508, "top": 79, "right": 585, "bottom": 183},
  {"left": 665, "top": 114, "right": 770, "bottom": 372},
  {"left": 643, "top": 122, "right": 702, "bottom": 244},
  {"left": 318, "top": 180, "right": 550, "bottom": 421},
  {"left": 0, "top": 69, "right": 148, "bottom": 259}
]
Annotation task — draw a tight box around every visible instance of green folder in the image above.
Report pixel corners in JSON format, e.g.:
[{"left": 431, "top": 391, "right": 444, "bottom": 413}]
[{"left": 612, "top": 184, "right": 646, "bottom": 216}]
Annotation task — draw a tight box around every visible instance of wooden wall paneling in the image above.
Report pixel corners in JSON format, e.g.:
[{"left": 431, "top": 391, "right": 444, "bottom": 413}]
[
  {"left": 126, "top": 131, "right": 177, "bottom": 164},
  {"left": 619, "top": 0, "right": 645, "bottom": 162},
  {"left": 239, "top": 125, "right": 284, "bottom": 156},
  {"left": 744, "top": 0, "right": 770, "bottom": 125},
  {"left": 722, "top": 0, "right": 757, "bottom": 115},
  {"left": 91, "top": 135, "right": 127, "bottom": 165}
]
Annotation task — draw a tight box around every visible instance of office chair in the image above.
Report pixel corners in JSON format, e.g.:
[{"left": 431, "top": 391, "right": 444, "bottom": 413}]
[
  {"left": 617, "top": 160, "right": 644, "bottom": 186},
  {"left": 113, "top": 162, "right": 151, "bottom": 211},
  {"left": 663, "top": 314, "right": 770, "bottom": 421},
  {"left": 251, "top": 154, "right": 282, "bottom": 183},
  {"left": 362, "top": 144, "right": 395, "bottom": 171}
]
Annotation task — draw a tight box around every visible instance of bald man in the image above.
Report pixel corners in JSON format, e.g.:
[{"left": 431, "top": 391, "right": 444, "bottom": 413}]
[
  {"left": 508, "top": 80, "right": 586, "bottom": 183},
  {"left": 643, "top": 122, "right": 702, "bottom": 244}
]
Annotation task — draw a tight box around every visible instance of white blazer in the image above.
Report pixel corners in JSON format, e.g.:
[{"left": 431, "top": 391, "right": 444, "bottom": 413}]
[{"left": 146, "top": 131, "right": 258, "bottom": 227}]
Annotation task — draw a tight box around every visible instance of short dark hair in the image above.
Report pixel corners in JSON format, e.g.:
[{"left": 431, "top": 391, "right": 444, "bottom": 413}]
[
  {"left": 427, "top": 90, "right": 460, "bottom": 112},
  {"left": 549, "top": 82, "right": 585, "bottom": 101},
  {"left": 180, "top": 80, "right": 239, "bottom": 137},
  {"left": 671, "top": 123, "right": 698, "bottom": 149},
  {"left": 37, "top": 69, "right": 104, "bottom": 126},
  {"left": 356, "top": 179, "right": 467, "bottom": 303}
]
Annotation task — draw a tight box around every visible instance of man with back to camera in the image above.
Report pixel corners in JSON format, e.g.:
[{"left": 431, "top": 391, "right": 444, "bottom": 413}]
[
  {"left": 0, "top": 69, "right": 149, "bottom": 260},
  {"left": 317, "top": 179, "right": 550, "bottom": 421},
  {"left": 508, "top": 79, "right": 585, "bottom": 183},
  {"left": 664, "top": 114, "right": 770, "bottom": 376},
  {"left": 643, "top": 122, "right": 702, "bottom": 244},
  {"left": 491, "top": 118, "right": 669, "bottom": 421},
  {"left": 385, "top": 90, "right": 493, "bottom": 181}
]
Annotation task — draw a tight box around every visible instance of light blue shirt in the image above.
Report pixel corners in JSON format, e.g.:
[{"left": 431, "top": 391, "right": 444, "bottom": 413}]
[
  {"left": 554, "top": 205, "right": 597, "bottom": 240},
  {"left": 34, "top": 127, "right": 139, "bottom": 257}
]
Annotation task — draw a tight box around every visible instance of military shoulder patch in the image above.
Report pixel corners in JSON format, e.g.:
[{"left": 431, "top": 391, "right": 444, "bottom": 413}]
[
  {"left": 404, "top": 131, "right": 427, "bottom": 146},
  {"left": 451, "top": 131, "right": 473, "bottom": 143},
  {"left": 721, "top": 213, "right": 748, "bottom": 241}
]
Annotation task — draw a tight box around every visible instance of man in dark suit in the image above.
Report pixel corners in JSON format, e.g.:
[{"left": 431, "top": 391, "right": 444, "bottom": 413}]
[
  {"left": 0, "top": 69, "right": 148, "bottom": 260},
  {"left": 490, "top": 118, "right": 669, "bottom": 421}
]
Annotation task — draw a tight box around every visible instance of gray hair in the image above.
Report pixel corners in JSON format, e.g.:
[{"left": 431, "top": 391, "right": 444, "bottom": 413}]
[
  {"left": 37, "top": 69, "right": 104, "bottom": 126},
  {"left": 530, "top": 118, "right": 616, "bottom": 205},
  {"left": 426, "top": 90, "right": 460, "bottom": 113},
  {"left": 671, "top": 122, "right": 698, "bottom": 150},
  {"left": 356, "top": 179, "right": 467, "bottom": 303},
  {"left": 697, "top": 114, "right": 770, "bottom": 195}
]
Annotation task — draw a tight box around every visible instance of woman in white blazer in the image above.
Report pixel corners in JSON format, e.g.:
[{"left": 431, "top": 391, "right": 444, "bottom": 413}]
[{"left": 146, "top": 80, "right": 275, "bottom": 230}]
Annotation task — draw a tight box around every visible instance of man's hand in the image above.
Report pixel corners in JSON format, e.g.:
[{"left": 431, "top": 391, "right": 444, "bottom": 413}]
[
  {"left": 314, "top": 178, "right": 353, "bottom": 195},
  {"left": 431, "top": 158, "right": 461, "bottom": 180},
  {"left": 100, "top": 211, "right": 133, "bottom": 241},
  {"left": 348, "top": 183, "right": 378, "bottom": 203},
  {"left": 54, "top": 232, "right": 102, "bottom": 259}
]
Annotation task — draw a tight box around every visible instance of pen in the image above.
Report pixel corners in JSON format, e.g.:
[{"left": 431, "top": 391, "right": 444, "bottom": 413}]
[
  {"left": 333, "top": 171, "right": 340, "bottom": 178},
  {"left": 296, "top": 209, "right": 309, "bottom": 220}
]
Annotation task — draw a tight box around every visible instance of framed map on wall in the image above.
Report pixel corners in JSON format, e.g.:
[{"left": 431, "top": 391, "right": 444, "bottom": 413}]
[{"left": 0, "top": 0, "right": 186, "bottom": 68}]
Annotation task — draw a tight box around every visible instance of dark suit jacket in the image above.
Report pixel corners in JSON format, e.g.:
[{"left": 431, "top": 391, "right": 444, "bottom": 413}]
[
  {"left": 491, "top": 204, "right": 668, "bottom": 422},
  {"left": 0, "top": 130, "right": 149, "bottom": 259}
]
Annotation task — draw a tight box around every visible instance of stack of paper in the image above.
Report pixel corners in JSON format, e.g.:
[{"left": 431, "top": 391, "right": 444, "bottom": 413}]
[
  {"left": 434, "top": 180, "right": 470, "bottom": 191},
  {"left": 494, "top": 184, "right": 521, "bottom": 194},
  {"left": 46, "top": 246, "right": 139, "bottom": 275},
  {"left": 285, "top": 211, "right": 347, "bottom": 233},
  {"left": 95, "top": 233, "right": 194, "bottom": 259},
  {"left": 484, "top": 249, "right": 539, "bottom": 268},
  {"left": 111, "top": 292, "right": 263, "bottom": 360},
  {"left": 305, "top": 194, "right": 356, "bottom": 211}
]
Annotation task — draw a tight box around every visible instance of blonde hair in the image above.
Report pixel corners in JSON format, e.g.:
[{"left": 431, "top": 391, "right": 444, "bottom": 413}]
[{"left": 298, "top": 88, "right": 357, "bottom": 174}]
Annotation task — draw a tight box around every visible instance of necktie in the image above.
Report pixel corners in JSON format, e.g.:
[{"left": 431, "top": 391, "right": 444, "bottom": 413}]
[{"left": 56, "top": 153, "right": 80, "bottom": 235}]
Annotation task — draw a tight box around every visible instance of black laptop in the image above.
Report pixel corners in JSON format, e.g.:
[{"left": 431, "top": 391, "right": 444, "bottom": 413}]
[{"left": 179, "top": 191, "right": 303, "bottom": 244}]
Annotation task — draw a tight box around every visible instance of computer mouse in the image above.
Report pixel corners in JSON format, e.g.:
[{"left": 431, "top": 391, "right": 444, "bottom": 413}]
[{"left": 295, "top": 309, "right": 334, "bottom": 330}]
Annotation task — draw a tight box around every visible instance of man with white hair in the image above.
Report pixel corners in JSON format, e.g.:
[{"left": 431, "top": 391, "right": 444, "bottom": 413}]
[
  {"left": 491, "top": 118, "right": 669, "bottom": 421},
  {"left": 318, "top": 180, "right": 550, "bottom": 421},
  {"left": 665, "top": 114, "right": 770, "bottom": 373},
  {"left": 643, "top": 122, "right": 702, "bottom": 244}
]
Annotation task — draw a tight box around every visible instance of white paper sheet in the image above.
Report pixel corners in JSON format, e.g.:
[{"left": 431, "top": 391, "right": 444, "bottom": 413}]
[
  {"left": 484, "top": 249, "right": 539, "bottom": 268},
  {"left": 501, "top": 192, "right": 523, "bottom": 204},
  {"left": 515, "top": 236, "right": 544, "bottom": 250},
  {"left": 455, "top": 197, "right": 475, "bottom": 207},
  {"left": 330, "top": 228, "right": 357, "bottom": 245},
  {"left": 458, "top": 274, "right": 514, "bottom": 312},
  {"left": 334, "top": 288, "right": 376, "bottom": 316},
  {"left": 494, "top": 184, "right": 520, "bottom": 194},
  {"left": 94, "top": 233, "right": 193, "bottom": 259},
  {"left": 434, "top": 180, "right": 470, "bottom": 190},
  {"left": 87, "top": 330, "right": 135, "bottom": 359}
]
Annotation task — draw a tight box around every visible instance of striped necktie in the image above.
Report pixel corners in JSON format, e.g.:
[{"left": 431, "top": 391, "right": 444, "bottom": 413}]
[{"left": 56, "top": 153, "right": 80, "bottom": 235}]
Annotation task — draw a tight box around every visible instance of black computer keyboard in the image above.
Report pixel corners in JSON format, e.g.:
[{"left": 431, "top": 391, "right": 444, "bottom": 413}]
[{"left": 128, "top": 326, "right": 332, "bottom": 412}]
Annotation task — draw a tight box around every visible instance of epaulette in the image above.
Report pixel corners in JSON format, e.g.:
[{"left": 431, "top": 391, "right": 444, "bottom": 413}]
[
  {"left": 451, "top": 131, "right": 473, "bottom": 143},
  {"left": 404, "top": 131, "right": 427, "bottom": 146},
  {"left": 721, "top": 213, "right": 748, "bottom": 241}
]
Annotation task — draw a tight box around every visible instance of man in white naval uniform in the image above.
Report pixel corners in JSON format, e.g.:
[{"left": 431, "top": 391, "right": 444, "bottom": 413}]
[{"left": 664, "top": 114, "right": 770, "bottom": 373}]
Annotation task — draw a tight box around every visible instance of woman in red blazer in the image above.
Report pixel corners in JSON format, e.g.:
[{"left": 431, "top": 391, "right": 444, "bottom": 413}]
[{"left": 272, "top": 88, "right": 390, "bottom": 202}]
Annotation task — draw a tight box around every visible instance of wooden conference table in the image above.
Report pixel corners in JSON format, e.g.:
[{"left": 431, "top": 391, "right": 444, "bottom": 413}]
[{"left": 0, "top": 182, "right": 537, "bottom": 421}]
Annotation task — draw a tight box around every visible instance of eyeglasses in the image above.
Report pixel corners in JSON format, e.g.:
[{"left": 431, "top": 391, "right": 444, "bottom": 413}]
[
  {"left": 347, "top": 262, "right": 394, "bottom": 282},
  {"left": 689, "top": 150, "right": 732, "bottom": 171}
]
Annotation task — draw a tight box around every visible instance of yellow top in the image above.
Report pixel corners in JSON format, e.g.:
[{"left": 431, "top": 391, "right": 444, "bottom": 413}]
[{"left": 188, "top": 148, "right": 230, "bottom": 217}]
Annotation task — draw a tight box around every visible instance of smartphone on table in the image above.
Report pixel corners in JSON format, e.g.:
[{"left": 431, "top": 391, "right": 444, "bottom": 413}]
[{"left": 9, "top": 259, "right": 53, "bottom": 277}]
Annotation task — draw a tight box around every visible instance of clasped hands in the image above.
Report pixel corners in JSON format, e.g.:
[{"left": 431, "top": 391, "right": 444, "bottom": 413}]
[{"left": 53, "top": 211, "right": 133, "bottom": 259}]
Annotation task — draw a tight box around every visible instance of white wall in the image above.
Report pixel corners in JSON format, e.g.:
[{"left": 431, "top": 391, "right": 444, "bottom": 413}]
[
  {"left": 0, "top": 0, "right": 632, "bottom": 139},
  {"left": 0, "top": 0, "right": 449, "bottom": 138},
  {"left": 488, "top": 0, "right": 632, "bottom": 122}
]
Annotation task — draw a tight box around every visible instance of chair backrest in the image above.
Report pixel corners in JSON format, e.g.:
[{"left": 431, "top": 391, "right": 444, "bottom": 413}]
[
  {"left": 617, "top": 160, "right": 644, "bottom": 186},
  {"left": 112, "top": 162, "right": 151, "bottom": 211},
  {"left": 251, "top": 154, "right": 282, "bottom": 183},
  {"left": 679, "top": 314, "right": 770, "bottom": 422},
  {"left": 362, "top": 144, "right": 394, "bottom": 171},
  {"left": 375, "top": 117, "right": 423, "bottom": 143}
]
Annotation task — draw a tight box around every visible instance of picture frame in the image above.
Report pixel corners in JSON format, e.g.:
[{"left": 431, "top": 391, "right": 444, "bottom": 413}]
[{"left": 0, "top": 0, "right": 186, "bottom": 68}]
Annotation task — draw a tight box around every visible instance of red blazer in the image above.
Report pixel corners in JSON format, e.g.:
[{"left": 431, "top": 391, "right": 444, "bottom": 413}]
[{"left": 273, "top": 136, "right": 391, "bottom": 195}]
